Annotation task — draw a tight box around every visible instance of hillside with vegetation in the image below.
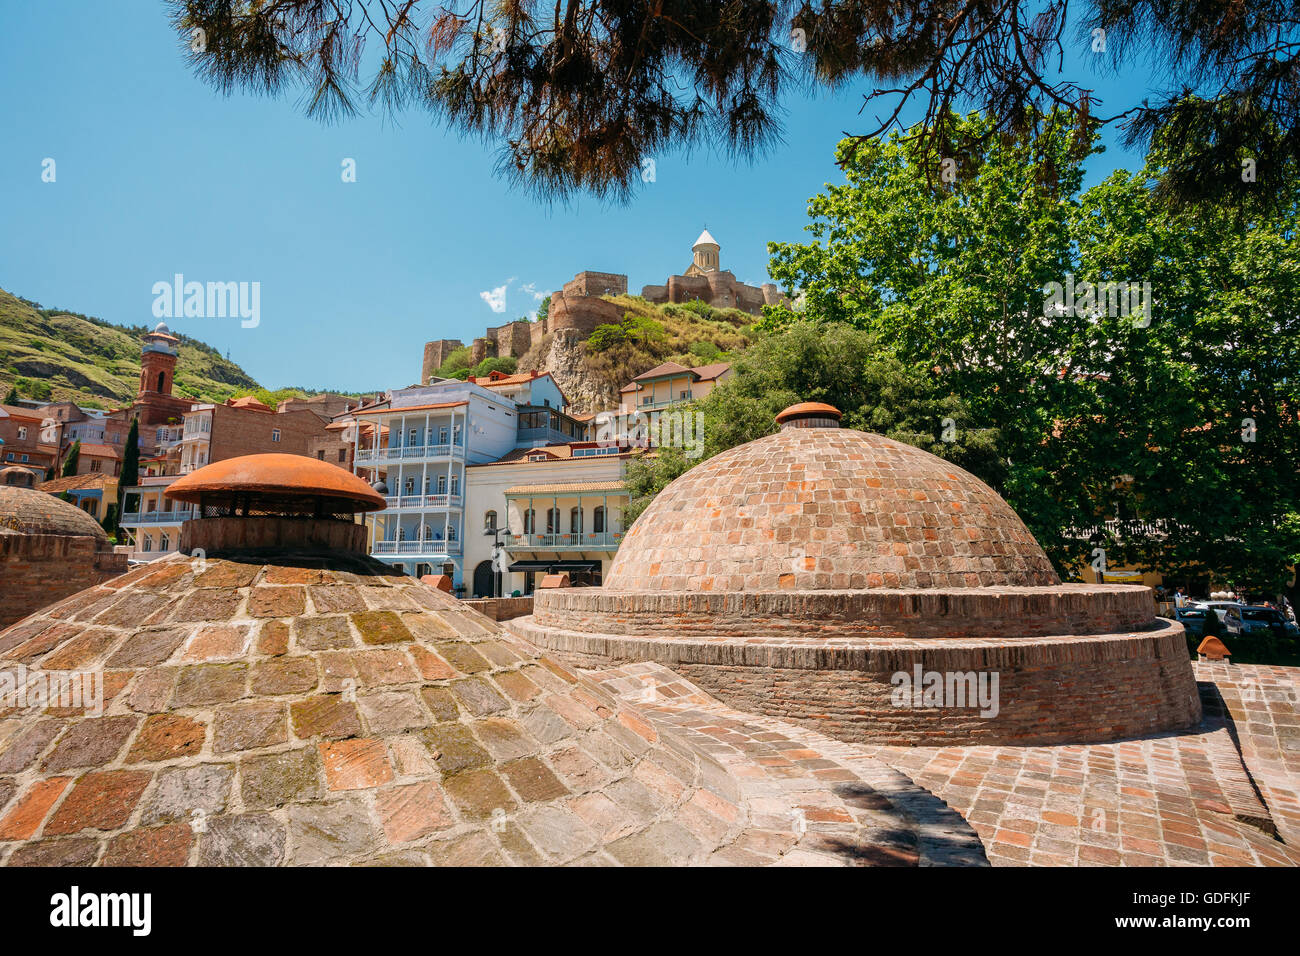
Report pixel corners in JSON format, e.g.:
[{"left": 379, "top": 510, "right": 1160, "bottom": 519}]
[
  {"left": 0, "top": 288, "right": 371, "bottom": 410},
  {"left": 0, "top": 288, "right": 260, "bottom": 408}
]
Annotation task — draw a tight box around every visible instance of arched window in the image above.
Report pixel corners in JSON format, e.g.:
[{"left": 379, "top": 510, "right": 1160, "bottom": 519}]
[
  {"left": 546, "top": 508, "right": 560, "bottom": 534},
  {"left": 142, "top": 536, "right": 153, "bottom": 553},
  {"left": 570, "top": 507, "right": 582, "bottom": 534},
  {"left": 159, "top": 532, "right": 169, "bottom": 552},
  {"left": 484, "top": 510, "right": 497, "bottom": 531},
  {"left": 593, "top": 506, "right": 606, "bottom": 533},
  {"left": 157, "top": 370, "right": 165, "bottom": 393}
]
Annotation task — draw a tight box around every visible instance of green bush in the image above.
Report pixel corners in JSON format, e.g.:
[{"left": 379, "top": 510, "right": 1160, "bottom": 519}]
[
  {"left": 470, "top": 356, "right": 517, "bottom": 378},
  {"left": 586, "top": 324, "right": 626, "bottom": 352}
]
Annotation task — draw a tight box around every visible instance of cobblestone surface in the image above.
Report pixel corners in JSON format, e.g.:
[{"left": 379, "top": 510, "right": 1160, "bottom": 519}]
[{"left": 846, "top": 663, "right": 1300, "bottom": 866}]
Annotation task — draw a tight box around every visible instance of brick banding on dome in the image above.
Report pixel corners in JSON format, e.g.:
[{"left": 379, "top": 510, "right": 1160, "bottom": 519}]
[
  {"left": 605, "top": 428, "right": 1060, "bottom": 593},
  {"left": 513, "top": 412, "right": 1201, "bottom": 747}
]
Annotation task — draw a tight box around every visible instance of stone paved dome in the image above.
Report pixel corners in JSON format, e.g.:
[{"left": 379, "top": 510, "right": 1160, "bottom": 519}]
[
  {"left": 0, "top": 486, "right": 108, "bottom": 542},
  {"left": 606, "top": 420, "right": 1059, "bottom": 592},
  {"left": 0, "top": 545, "right": 984, "bottom": 867}
]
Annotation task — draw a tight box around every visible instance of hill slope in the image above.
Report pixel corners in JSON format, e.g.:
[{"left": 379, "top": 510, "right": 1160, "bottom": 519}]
[{"left": 0, "top": 288, "right": 260, "bottom": 408}]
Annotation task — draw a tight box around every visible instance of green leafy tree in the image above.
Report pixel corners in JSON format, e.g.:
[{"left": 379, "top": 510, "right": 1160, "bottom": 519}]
[
  {"left": 625, "top": 321, "right": 993, "bottom": 524},
  {"left": 765, "top": 110, "right": 1300, "bottom": 589},
  {"left": 3, "top": 386, "right": 17, "bottom": 404},
  {"left": 470, "top": 356, "right": 518, "bottom": 378},
  {"left": 585, "top": 324, "right": 626, "bottom": 353},
  {"left": 61, "top": 440, "right": 81, "bottom": 477},
  {"left": 536, "top": 296, "right": 551, "bottom": 324}
]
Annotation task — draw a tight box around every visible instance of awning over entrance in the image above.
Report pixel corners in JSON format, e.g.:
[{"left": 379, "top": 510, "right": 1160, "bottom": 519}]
[{"left": 508, "top": 559, "right": 600, "bottom": 573}]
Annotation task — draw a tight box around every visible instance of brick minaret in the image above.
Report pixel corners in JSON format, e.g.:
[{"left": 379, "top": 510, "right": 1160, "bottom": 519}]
[
  {"left": 133, "top": 322, "right": 194, "bottom": 428},
  {"left": 139, "top": 322, "right": 179, "bottom": 399}
]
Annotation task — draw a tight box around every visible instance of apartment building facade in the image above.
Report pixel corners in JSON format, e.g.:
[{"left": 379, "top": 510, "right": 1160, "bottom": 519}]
[
  {"left": 350, "top": 380, "right": 520, "bottom": 586},
  {"left": 120, "top": 397, "right": 336, "bottom": 562},
  {"left": 463, "top": 442, "right": 633, "bottom": 597},
  {"left": 0, "top": 404, "right": 55, "bottom": 478}
]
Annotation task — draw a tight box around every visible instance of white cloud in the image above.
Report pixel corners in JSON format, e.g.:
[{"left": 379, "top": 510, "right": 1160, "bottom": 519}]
[
  {"left": 519, "top": 282, "right": 550, "bottom": 302},
  {"left": 479, "top": 281, "right": 511, "bottom": 313}
]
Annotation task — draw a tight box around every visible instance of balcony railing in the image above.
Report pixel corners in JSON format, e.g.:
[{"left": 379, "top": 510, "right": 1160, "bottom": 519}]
[
  {"left": 355, "top": 442, "right": 463, "bottom": 463},
  {"left": 382, "top": 494, "right": 463, "bottom": 510},
  {"left": 507, "top": 532, "right": 623, "bottom": 551},
  {"left": 372, "top": 539, "right": 463, "bottom": 555},
  {"left": 120, "top": 509, "right": 196, "bottom": 525}
]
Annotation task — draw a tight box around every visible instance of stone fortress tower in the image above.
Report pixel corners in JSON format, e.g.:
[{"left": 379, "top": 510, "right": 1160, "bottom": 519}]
[{"left": 420, "top": 230, "right": 790, "bottom": 385}]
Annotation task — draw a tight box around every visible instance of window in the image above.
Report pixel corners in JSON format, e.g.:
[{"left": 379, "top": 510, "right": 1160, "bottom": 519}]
[
  {"left": 484, "top": 510, "right": 497, "bottom": 531},
  {"left": 450, "top": 474, "right": 460, "bottom": 496},
  {"left": 436, "top": 474, "right": 447, "bottom": 494},
  {"left": 159, "top": 532, "right": 170, "bottom": 551},
  {"left": 448, "top": 525, "right": 457, "bottom": 541},
  {"left": 157, "top": 371, "right": 165, "bottom": 392},
  {"left": 546, "top": 508, "right": 560, "bottom": 534},
  {"left": 20, "top": 455, "right": 28, "bottom": 463},
  {"left": 271, "top": 428, "right": 281, "bottom": 442},
  {"left": 404, "top": 477, "right": 415, "bottom": 495},
  {"left": 523, "top": 509, "right": 535, "bottom": 534},
  {"left": 338, "top": 449, "right": 347, "bottom": 463},
  {"left": 528, "top": 454, "right": 549, "bottom": 462},
  {"left": 90, "top": 459, "right": 102, "bottom": 473},
  {"left": 316, "top": 450, "right": 325, "bottom": 460},
  {"left": 16, "top": 427, "right": 26, "bottom": 440},
  {"left": 439, "top": 426, "right": 449, "bottom": 444},
  {"left": 142, "top": 536, "right": 153, "bottom": 553},
  {"left": 594, "top": 506, "right": 606, "bottom": 533},
  {"left": 4, "top": 453, "right": 11, "bottom": 461},
  {"left": 570, "top": 507, "right": 582, "bottom": 534}
]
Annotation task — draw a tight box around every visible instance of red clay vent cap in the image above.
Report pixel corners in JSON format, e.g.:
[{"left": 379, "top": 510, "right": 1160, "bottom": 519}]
[
  {"left": 165, "top": 453, "right": 385, "bottom": 512},
  {"left": 774, "top": 402, "right": 842, "bottom": 426}
]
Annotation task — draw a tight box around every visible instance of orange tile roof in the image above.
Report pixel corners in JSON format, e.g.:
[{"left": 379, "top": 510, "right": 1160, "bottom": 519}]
[
  {"left": 37, "top": 473, "right": 117, "bottom": 493},
  {"left": 72, "top": 443, "right": 122, "bottom": 459},
  {"left": 504, "top": 480, "right": 625, "bottom": 496},
  {"left": 632, "top": 362, "right": 693, "bottom": 382}
]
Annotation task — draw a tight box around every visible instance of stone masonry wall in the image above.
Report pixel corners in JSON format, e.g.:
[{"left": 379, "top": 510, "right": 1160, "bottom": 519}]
[
  {"left": 0, "top": 533, "right": 127, "bottom": 629},
  {"left": 509, "top": 614, "right": 1202, "bottom": 746}
]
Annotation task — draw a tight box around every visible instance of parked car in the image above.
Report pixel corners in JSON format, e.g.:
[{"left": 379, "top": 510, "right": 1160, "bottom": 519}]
[
  {"left": 1223, "top": 605, "right": 1299, "bottom": 639},
  {"left": 1196, "top": 600, "right": 1243, "bottom": 622},
  {"left": 1172, "top": 605, "right": 1211, "bottom": 638}
]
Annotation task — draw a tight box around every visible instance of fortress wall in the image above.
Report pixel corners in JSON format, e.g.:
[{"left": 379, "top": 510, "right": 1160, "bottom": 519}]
[
  {"left": 547, "top": 291, "right": 624, "bottom": 337},
  {"left": 421, "top": 339, "right": 465, "bottom": 384},
  {"left": 563, "top": 271, "right": 627, "bottom": 298}
]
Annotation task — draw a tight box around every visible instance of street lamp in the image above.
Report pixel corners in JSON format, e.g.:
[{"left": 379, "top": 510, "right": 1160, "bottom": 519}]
[{"left": 484, "top": 523, "right": 509, "bottom": 598}]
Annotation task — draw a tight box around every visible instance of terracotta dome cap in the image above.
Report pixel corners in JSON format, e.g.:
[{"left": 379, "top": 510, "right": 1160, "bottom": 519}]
[
  {"left": 165, "top": 453, "right": 386, "bottom": 511},
  {"left": 775, "top": 402, "right": 842, "bottom": 425}
]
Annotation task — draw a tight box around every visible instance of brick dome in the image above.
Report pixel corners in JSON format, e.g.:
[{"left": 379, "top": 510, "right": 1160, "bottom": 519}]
[
  {"left": 606, "top": 425, "right": 1059, "bottom": 592},
  {"left": 0, "top": 552, "right": 768, "bottom": 866},
  {"left": 0, "top": 485, "right": 108, "bottom": 542}
]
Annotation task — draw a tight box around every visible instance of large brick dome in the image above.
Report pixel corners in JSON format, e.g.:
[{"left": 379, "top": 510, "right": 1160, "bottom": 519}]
[
  {"left": 0, "top": 485, "right": 107, "bottom": 542},
  {"left": 606, "top": 426, "right": 1059, "bottom": 592},
  {"left": 514, "top": 405, "right": 1200, "bottom": 747}
]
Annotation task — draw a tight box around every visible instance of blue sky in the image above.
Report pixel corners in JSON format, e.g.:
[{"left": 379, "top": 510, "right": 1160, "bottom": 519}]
[{"left": 0, "top": 2, "right": 1148, "bottom": 392}]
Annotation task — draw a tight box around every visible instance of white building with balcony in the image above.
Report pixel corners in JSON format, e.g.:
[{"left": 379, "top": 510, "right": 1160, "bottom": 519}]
[
  {"left": 117, "top": 474, "right": 197, "bottom": 562},
  {"left": 463, "top": 442, "right": 635, "bottom": 597},
  {"left": 350, "top": 380, "right": 519, "bottom": 587}
]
